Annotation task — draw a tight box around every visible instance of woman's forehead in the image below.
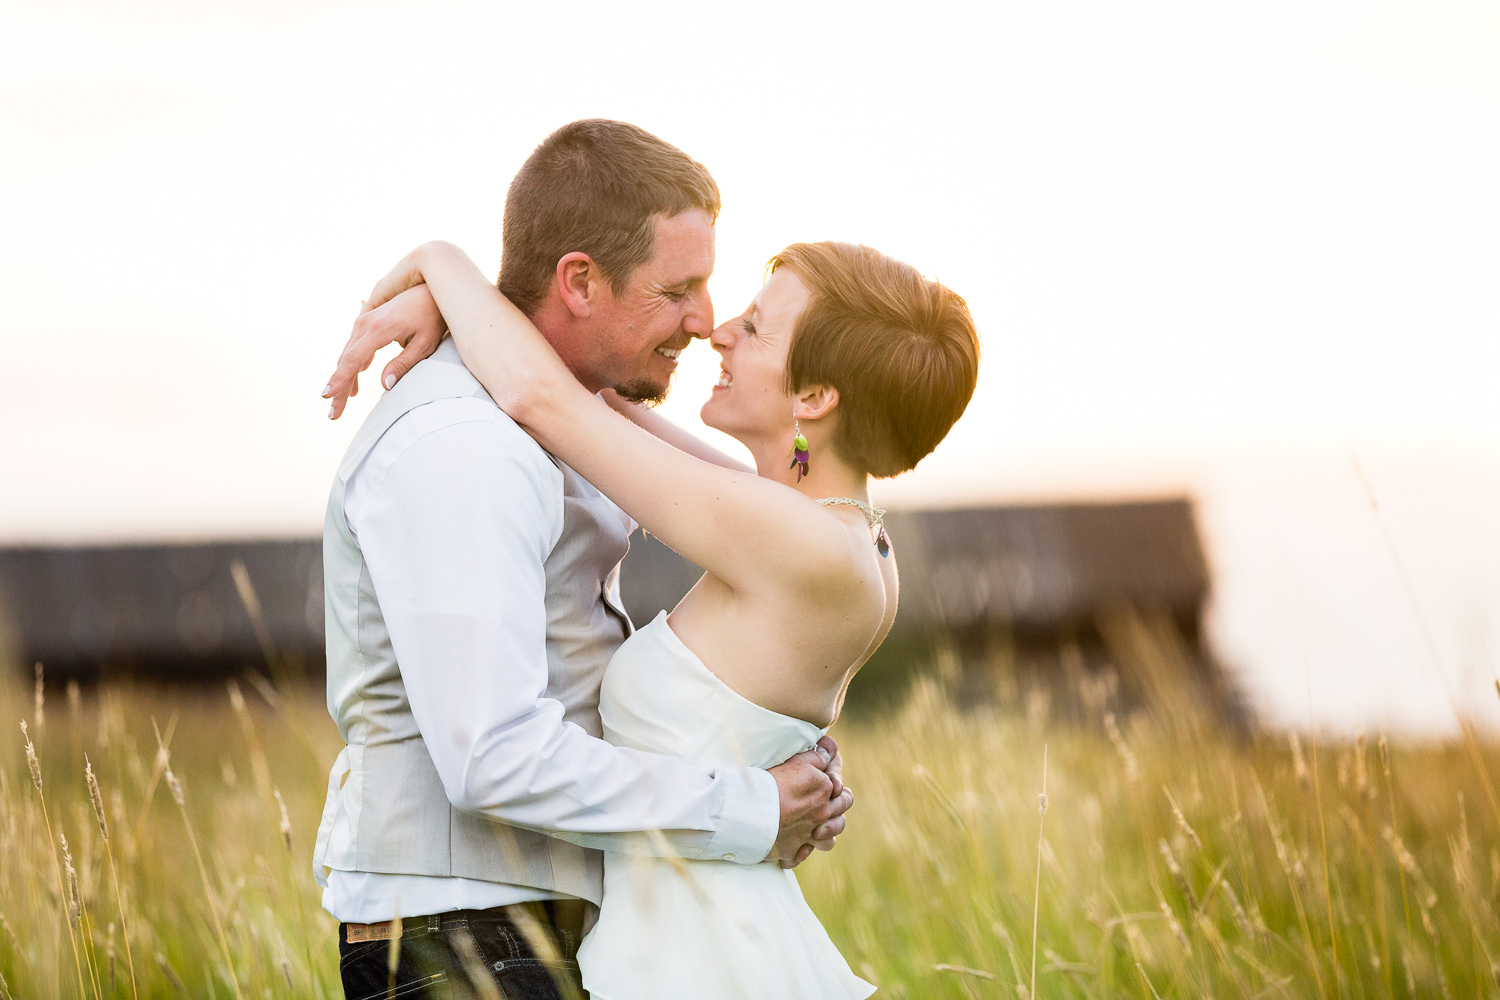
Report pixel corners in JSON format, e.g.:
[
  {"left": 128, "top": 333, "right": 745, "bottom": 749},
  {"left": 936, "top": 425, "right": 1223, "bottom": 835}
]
[{"left": 754, "top": 269, "right": 811, "bottom": 324}]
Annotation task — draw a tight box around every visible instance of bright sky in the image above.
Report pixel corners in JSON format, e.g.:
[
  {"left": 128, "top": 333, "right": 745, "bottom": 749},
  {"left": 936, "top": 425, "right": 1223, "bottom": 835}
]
[{"left": 2, "top": 0, "right": 1497, "bottom": 734}]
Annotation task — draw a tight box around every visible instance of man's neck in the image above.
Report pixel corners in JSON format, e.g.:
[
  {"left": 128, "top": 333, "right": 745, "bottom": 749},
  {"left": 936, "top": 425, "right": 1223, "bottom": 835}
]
[{"left": 528, "top": 298, "right": 605, "bottom": 394}]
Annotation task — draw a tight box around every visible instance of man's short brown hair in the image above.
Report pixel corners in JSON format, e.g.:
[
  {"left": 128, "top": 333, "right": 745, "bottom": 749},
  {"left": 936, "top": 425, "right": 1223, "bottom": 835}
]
[
  {"left": 499, "top": 120, "right": 721, "bottom": 315},
  {"left": 771, "top": 243, "right": 980, "bottom": 478}
]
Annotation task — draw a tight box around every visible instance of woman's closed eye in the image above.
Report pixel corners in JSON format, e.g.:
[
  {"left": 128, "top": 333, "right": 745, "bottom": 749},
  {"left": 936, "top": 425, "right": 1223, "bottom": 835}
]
[{"left": 742, "top": 317, "right": 757, "bottom": 335}]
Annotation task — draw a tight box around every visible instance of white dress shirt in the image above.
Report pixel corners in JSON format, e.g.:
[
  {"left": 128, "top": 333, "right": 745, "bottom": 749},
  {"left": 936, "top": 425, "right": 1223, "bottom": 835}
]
[{"left": 322, "top": 396, "right": 779, "bottom": 924}]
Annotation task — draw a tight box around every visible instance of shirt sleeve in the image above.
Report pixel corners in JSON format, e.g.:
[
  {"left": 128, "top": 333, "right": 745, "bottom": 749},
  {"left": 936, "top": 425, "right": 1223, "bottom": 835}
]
[{"left": 346, "top": 399, "right": 780, "bottom": 864}]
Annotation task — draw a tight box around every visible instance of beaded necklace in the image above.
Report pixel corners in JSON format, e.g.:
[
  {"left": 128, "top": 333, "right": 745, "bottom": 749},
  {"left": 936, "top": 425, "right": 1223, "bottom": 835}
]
[{"left": 815, "top": 497, "right": 891, "bottom": 557}]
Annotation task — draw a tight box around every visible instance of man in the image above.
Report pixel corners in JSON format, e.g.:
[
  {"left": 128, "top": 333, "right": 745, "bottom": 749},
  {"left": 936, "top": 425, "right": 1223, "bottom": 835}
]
[{"left": 315, "top": 120, "right": 853, "bottom": 1000}]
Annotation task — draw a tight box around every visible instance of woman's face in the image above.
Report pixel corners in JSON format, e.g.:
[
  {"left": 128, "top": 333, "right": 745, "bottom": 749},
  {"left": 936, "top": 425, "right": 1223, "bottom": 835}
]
[{"left": 699, "top": 268, "right": 812, "bottom": 445}]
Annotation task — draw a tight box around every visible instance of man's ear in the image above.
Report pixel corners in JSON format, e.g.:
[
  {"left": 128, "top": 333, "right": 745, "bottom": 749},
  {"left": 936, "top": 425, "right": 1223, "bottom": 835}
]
[
  {"left": 555, "top": 252, "right": 602, "bottom": 319},
  {"left": 792, "top": 385, "right": 840, "bottom": 422}
]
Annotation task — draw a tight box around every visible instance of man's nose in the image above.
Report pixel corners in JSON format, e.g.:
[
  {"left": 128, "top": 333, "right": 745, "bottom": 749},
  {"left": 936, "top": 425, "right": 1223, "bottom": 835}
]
[{"left": 685, "top": 289, "right": 714, "bottom": 339}]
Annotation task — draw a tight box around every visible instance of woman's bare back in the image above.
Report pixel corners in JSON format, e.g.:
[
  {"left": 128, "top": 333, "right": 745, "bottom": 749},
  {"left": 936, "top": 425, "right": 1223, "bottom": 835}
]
[{"left": 666, "top": 511, "right": 900, "bottom": 728}]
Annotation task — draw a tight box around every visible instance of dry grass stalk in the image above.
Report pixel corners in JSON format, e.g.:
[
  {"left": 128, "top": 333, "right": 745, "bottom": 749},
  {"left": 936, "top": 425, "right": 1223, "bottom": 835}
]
[
  {"left": 386, "top": 899, "right": 402, "bottom": 996},
  {"left": 229, "top": 559, "right": 283, "bottom": 683},
  {"left": 273, "top": 787, "right": 292, "bottom": 853},
  {"left": 225, "top": 681, "right": 273, "bottom": 805},
  {"left": 154, "top": 952, "right": 191, "bottom": 999},
  {"left": 1030, "top": 744, "right": 1048, "bottom": 1000},
  {"left": 1163, "top": 786, "right": 1202, "bottom": 851},
  {"left": 451, "top": 931, "right": 504, "bottom": 1000},
  {"left": 21, "top": 720, "right": 89, "bottom": 999},
  {"left": 60, "top": 832, "right": 103, "bottom": 999},
  {"left": 88, "top": 755, "right": 138, "bottom": 1000},
  {"left": 934, "top": 963, "right": 997, "bottom": 980},
  {"left": 155, "top": 728, "right": 243, "bottom": 1000}
]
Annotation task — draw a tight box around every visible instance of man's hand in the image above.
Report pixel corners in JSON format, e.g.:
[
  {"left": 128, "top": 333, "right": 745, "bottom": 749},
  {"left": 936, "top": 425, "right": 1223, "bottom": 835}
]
[
  {"left": 767, "top": 735, "right": 853, "bottom": 870},
  {"left": 322, "top": 284, "right": 447, "bottom": 419}
]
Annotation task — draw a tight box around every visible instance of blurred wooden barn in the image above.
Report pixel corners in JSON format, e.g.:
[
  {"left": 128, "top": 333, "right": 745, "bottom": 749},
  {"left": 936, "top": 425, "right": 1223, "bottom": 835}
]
[
  {"left": 625, "top": 500, "right": 1244, "bottom": 725},
  {"left": 0, "top": 500, "right": 1242, "bottom": 723}
]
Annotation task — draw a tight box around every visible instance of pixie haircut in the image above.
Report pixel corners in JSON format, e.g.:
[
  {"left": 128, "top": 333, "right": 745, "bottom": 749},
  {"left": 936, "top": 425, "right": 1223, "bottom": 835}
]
[
  {"left": 498, "top": 120, "right": 722, "bottom": 316},
  {"left": 771, "top": 243, "right": 980, "bottom": 478}
]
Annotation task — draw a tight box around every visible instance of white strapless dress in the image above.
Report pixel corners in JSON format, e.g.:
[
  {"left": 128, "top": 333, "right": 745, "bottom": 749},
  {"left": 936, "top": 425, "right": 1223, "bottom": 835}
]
[{"left": 577, "top": 612, "right": 875, "bottom": 1000}]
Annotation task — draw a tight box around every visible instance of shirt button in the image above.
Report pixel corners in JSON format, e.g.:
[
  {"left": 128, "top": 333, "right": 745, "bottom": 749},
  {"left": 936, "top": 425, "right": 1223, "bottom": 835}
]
[{"left": 722, "top": 853, "right": 735, "bottom": 861}]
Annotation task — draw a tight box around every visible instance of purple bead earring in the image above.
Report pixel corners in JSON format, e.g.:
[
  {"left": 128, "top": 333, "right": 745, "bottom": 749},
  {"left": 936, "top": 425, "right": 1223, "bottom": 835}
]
[{"left": 788, "top": 419, "right": 810, "bottom": 482}]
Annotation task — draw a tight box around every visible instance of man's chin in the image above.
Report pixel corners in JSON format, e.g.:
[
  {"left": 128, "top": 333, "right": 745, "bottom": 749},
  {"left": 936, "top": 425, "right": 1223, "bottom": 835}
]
[{"left": 613, "top": 376, "right": 671, "bottom": 407}]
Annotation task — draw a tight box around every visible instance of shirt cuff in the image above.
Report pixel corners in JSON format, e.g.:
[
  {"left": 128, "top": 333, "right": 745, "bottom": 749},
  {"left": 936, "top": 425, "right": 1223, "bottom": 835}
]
[{"left": 702, "top": 765, "right": 780, "bottom": 865}]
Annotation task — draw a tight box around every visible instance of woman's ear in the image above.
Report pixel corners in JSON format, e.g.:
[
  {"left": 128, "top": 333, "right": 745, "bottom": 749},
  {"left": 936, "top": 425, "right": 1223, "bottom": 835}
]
[
  {"left": 555, "top": 252, "right": 600, "bottom": 319},
  {"left": 792, "top": 385, "right": 840, "bottom": 421}
]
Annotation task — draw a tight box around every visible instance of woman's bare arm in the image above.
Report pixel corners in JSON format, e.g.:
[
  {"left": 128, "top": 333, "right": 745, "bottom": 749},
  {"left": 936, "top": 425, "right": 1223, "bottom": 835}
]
[
  {"left": 600, "top": 392, "right": 754, "bottom": 474},
  {"left": 345, "top": 242, "right": 855, "bottom": 596}
]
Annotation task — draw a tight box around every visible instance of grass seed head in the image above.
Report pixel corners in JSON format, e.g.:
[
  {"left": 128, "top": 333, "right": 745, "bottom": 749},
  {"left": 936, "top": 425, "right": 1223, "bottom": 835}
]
[
  {"left": 156, "top": 952, "right": 190, "bottom": 999},
  {"left": 86, "top": 754, "right": 109, "bottom": 841},
  {"left": 1164, "top": 786, "right": 1202, "bottom": 850},
  {"left": 61, "top": 833, "right": 80, "bottom": 926},
  {"left": 274, "top": 787, "right": 292, "bottom": 852},
  {"left": 33, "top": 663, "right": 44, "bottom": 735},
  {"left": 1289, "top": 733, "right": 1309, "bottom": 788},
  {"left": 1103, "top": 712, "right": 1140, "bottom": 783},
  {"left": 1159, "top": 898, "right": 1192, "bottom": 954},
  {"left": 20, "top": 721, "right": 42, "bottom": 793},
  {"left": 165, "top": 768, "right": 184, "bottom": 806}
]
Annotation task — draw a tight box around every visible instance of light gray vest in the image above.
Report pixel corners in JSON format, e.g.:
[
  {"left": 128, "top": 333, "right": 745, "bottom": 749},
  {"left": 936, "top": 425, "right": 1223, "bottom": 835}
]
[{"left": 319, "top": 338, "right": 632, "bottom": 905}]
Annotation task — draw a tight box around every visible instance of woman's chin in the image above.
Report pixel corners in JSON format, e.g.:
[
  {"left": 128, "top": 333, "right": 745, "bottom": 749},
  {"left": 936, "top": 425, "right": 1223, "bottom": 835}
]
[{"left": 699, "top": 396, "right": 724, "bottom": 431}]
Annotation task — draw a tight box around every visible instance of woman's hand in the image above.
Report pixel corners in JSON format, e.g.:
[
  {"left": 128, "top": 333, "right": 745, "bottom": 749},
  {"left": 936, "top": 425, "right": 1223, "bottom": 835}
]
[{"left": 321, "top": 283, "right": 447, "bottom": 420}]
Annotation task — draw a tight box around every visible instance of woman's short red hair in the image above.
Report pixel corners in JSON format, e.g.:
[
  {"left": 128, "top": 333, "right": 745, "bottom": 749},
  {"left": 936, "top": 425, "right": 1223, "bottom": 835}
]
[{"left": 771, "top": 242, "right": 980, "bottom": 478}]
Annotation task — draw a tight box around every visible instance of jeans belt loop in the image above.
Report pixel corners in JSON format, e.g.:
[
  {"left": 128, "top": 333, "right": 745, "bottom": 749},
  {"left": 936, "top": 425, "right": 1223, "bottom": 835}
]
[{"left": 428, "top": 914, "right": 441, "bottom": 934}]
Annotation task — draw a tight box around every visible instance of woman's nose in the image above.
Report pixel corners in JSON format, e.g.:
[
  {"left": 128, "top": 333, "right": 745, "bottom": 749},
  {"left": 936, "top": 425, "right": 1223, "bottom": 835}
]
[{"left": 708, "top": 319, "right": 736, "bottom": 351}]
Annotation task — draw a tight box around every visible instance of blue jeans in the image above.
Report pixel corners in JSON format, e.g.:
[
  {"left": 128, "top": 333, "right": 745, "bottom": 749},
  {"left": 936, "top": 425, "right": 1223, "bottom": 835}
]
[{"left": 338, "top": 901, "right": 585, "bottom": 1000}]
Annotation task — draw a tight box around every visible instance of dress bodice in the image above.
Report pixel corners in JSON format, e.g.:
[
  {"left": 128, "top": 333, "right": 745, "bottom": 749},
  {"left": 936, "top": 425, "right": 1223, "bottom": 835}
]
[{"left": 599, "top": 611, "right": 827, "bottom": 770}]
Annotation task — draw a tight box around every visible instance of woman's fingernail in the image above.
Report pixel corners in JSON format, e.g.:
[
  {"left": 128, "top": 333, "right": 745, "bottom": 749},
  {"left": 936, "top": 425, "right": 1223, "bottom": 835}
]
[
  {"left": 328, "top": 403, "right": 337, "bottom": 419},
  {"left": 383, "top": 373, "right": 397, "bottom": 390},
  {"left": 321, "top": 384, "right": 333, "bottom": 397}
]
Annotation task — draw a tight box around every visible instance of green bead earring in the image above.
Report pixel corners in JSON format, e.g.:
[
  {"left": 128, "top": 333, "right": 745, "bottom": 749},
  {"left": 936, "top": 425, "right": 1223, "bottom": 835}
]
[{"left": 788, "top": 419, "right": 810, "bottom": 482}]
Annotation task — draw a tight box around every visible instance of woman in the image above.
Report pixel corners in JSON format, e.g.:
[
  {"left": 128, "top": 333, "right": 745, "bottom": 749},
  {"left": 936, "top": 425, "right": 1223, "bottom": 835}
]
[{"left": 324, "top": 239, "right": 979, "bottom": 998}]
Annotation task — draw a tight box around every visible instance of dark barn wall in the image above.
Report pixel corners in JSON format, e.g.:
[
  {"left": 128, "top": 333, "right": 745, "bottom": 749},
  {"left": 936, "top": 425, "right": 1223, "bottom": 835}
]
[
  {"left": 0, "top": 541, "right": 324, "bottom": 680},
  {"left": 0, "top": 501, "right": 1236, "bottom": 721}
]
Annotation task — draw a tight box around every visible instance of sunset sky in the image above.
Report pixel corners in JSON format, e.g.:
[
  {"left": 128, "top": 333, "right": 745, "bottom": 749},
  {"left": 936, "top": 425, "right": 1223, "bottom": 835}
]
[{"left": 3, "top": 0, "right": 1497, "bottom": 733}]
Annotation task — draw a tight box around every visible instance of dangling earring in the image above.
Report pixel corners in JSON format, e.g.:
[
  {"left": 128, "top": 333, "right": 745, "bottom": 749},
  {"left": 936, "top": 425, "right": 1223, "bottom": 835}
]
[{"left": 788, "top": 419, "right": 810, "bottom": 482}]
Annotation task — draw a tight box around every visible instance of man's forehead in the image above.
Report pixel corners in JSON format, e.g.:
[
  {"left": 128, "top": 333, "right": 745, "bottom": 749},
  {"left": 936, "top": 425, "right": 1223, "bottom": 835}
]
[{"left": 646, "top": 210, "right": 715, "bottom": 282}]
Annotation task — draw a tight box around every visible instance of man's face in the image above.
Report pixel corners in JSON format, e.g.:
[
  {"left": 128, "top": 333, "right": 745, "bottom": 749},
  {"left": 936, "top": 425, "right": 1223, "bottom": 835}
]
[{"left": 587, "top": 209, "right": 716, "bottom": 404}]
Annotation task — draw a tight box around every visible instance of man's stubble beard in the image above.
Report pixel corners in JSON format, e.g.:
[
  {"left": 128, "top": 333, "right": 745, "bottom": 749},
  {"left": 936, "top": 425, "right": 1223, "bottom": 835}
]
[{"left": 612, "top": 372, "right": 674, "bottom": 408}]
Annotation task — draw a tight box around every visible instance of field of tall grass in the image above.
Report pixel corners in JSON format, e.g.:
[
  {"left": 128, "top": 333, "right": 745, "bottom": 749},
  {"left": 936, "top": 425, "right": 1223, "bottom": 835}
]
[{"left": 3, "top": 612, "right": 1497, "bottom": 999}]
